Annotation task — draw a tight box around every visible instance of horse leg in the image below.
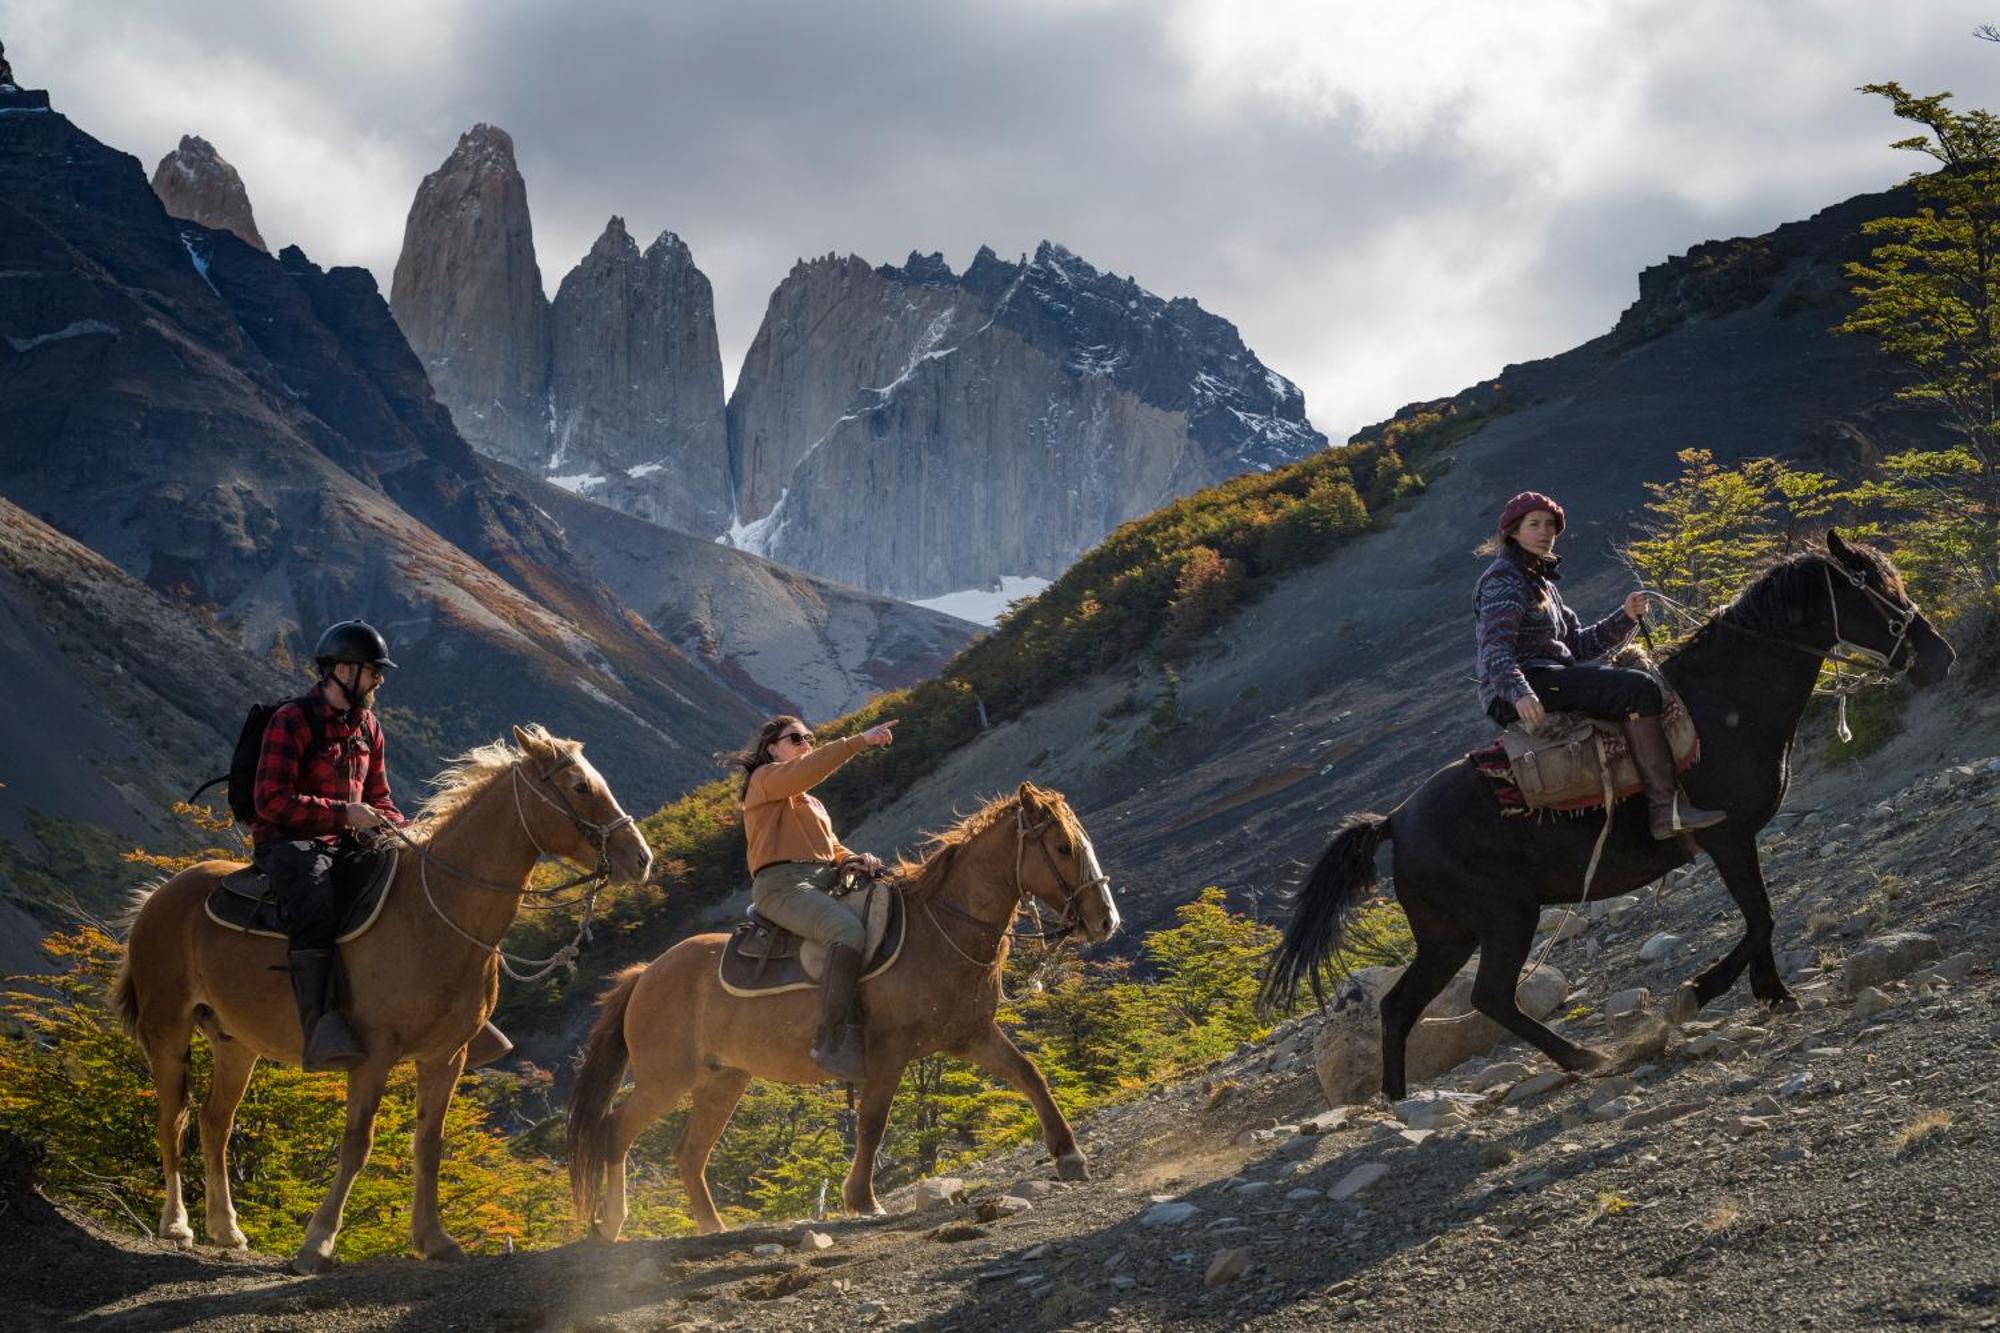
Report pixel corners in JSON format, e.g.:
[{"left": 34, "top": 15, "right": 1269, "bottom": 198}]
[
  {"left": 197, "top": 1034, "right": 257, "bottom": 1249},
  {"left": 1377, "top": 906, "right": 1478, "bottom": 1101},
  {"left": 1470, "top": 915, "right": 1606, "bottom": 1074},
  {"left": 956, "top": 1024, "right": 1088, "bottom": 1182},
  {"left": 843, "top": 1053, "right": 909, "bottom": 1215},
  {"left": 1676, "top": 834, "right": 1791, "bottom": 1020},
  {"left": 673, "top": 1069, "right": 751, "bottom": 1236},
  {"left": 140, "top": 1011, "right": 198, "bottom": 1246},
  {"left": 292, "top": 1060, "right": 391, "bottom": 1275},
  {"left": 409, "top": 1050, "right": 468, "bottom": 1261}
]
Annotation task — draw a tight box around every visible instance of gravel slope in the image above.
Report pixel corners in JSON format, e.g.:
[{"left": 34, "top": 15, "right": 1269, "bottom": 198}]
[{"left": 10, "top": 745, "right": 1998, "bottom": 1332}]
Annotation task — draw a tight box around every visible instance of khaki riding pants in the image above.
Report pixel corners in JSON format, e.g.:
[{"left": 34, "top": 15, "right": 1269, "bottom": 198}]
[{"left": 751, "top": 861, "right": 865, "bottom": 951}]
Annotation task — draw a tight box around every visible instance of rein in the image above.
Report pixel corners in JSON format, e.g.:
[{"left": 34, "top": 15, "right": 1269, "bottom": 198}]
[
  {"left": 384, "top": 756, "right": 638, "bottom": 983},
  {"left": 1643, "top": 560, "right": 1922, "bottom": 742},
  {"left": 918, "top": 804, "right": 1107, "bottom": 971}
]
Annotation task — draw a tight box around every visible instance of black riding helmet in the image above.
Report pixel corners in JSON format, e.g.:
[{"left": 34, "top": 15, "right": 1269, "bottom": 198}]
[{"left": 313, "top": 620, "right": 397, "bottom": 672}]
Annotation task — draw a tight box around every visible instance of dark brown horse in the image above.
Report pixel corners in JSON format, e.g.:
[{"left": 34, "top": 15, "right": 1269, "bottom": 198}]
[
  {"left": 1264, "top": 534, "right": 1955, "bottom": 1099},
  {"left": 567, "top": 782, "right": 1119, "bottom": 1237}
]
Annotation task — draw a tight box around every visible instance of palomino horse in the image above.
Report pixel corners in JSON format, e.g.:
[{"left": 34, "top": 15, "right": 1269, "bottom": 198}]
[
  {"left": 116, "top": 725, "right": 651, "bottom": 1273},
  {"left": 568, "top": 781, "right": 1119, "bottom": 1238},
  {"left": 1264, "top": 534, "right": 1956, "bottom": 1100}
]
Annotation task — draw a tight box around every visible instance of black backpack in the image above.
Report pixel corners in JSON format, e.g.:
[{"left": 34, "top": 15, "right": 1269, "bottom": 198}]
[{"left": 191, "top": 697, "right": 328, "bottom": 825}]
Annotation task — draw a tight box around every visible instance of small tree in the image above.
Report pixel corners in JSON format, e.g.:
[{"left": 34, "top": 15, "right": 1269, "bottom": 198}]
[{"left": 1840, "top": 82, "right": 2000, "bottom": 612}]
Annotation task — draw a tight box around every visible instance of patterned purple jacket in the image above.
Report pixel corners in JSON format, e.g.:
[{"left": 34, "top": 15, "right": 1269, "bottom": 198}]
[{"left": 1473, "top": 544, "right": 1635, "bottom": 714}]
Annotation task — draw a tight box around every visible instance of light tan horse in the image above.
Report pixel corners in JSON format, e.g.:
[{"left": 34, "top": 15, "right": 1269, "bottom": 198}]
[
  {"left": 568, "top": 781, "right": 1120, "bottom": 1239},
  {"left": 115, "top": 725, "right": 651, "bottom": 1273}
]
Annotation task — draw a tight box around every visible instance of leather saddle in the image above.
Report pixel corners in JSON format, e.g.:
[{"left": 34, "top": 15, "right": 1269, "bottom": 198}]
[
  {"left": 718, "top": 870, "right": 906, "bottom": 998},
  {"left": 1496, "top": 674, "right": 1700, "bottom": 813},
  {"left": 203, "top": 844, "right": 400, "bottom": 944}
]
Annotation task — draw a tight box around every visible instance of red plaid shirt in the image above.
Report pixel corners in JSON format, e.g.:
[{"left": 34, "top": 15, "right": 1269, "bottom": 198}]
[{"left": 251, "top": 691, "right": 404, "bottom": 846}]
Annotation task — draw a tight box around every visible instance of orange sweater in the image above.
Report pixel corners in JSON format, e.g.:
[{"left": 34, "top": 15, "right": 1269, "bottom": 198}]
[{"left": 742, "top": 734, "right": 870, "bottom": 874}]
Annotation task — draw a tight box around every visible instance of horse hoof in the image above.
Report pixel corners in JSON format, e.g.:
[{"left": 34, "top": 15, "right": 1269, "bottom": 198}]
[
  {"left": 161, "top": 1222, "right": 194, "bottom": 1248},
  {"left": 1056, "top": 1153, "right": 1090, "bottom": 1182},
  {"left": 1669, "top": 984, "right": 1701, "bottom": 1026},
  {"left": 421, "top": 1237, "right": 467, "bottom": 1263},
  {"left": 1762, "top": 992, "right": 1799, "bottom": 1014},
  {"left": 290, "top": 1247, "right": 336, "bottom": 1276},
  {"left": 214, "top": 1227, "right": 248, "bottom": 1250}
]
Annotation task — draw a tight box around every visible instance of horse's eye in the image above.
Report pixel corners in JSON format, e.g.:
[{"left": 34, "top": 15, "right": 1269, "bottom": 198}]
[
  {"left": 1058, "top": 840, "right": 1073, "bottom": 855},
  {"left": 572, "top": 780, "right": 589, "bottom": 795}
]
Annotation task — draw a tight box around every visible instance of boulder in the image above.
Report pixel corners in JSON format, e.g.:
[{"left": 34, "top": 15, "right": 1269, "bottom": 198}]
[
  {"left": 1311, "top": 964, "right": 1567, "bottom": 1107},
  {"left": 913, "top": 1177, "right": 966, "bottom": 1210},
  {"left": 1841, "top": 932, "right": 1942, "bottom": 996}
]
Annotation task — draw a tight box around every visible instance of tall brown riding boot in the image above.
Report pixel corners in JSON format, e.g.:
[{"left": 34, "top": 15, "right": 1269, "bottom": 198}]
[
  {"left": 288, "top": 950, "right": 365, "bottom": 1072},
  {"left": 1624, "top": 713, "right": 1725, "bottom": 840},
  {"left": 809, "top": 944, "right": 867, "bottom": 1082}
]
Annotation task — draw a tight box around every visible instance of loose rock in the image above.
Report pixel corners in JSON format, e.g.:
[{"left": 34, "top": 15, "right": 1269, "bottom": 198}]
[
  {"left": 914, "top": 1177, "right": 966, "bottom": 1210},
  {"left": 1141, "top": 1201, "right": 1201, "bottom": 1227},
  {"left": 1204, "top": 1247, "right": 1252, "bottom": 1288},
  {"left": 1841, "top": 932, "right": 1942, "bottom": 995},
  {"left": 1329, "top": 1163, "right": 1392, "bottom": 1201}
]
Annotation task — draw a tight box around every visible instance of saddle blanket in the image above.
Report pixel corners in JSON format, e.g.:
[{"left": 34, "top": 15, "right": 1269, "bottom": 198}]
[
  {"left": 203, "top": 845, "right": 399, "bottom": 943},
  {"left": 718, "top": 880, "right": 905, "bottom": 998}
]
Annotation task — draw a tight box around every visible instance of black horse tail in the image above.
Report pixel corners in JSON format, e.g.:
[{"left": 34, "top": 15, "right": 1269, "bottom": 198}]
[{"left": 1260, "top": 812, "right": 1391, "bottom": 1014}]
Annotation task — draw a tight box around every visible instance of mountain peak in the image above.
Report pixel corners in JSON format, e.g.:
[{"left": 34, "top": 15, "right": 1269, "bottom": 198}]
[
  {"left": 150, "top": 133, "right": 267, "bottom": 253},
  {"left": 589, "top": 214, "right": 637, "bottom": 258}
]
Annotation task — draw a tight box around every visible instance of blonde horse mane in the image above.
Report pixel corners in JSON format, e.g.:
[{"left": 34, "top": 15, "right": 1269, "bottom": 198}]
[
  {"left": 893, "top": 782, "right": 1081, "bottom": 905},
  {"left": 409, "top": 723, "right": 578, "bottom": 834}
]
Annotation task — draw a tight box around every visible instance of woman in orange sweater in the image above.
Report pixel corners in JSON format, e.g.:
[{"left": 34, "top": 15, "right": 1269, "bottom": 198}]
[{"left": 736, "top": 713, "right": 896, "bottom": 1079}]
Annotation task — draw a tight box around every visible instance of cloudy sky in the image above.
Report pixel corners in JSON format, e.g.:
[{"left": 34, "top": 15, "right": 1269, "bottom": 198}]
[{"left": 6, "top": 1, "right": 1993, "bottom": 439}]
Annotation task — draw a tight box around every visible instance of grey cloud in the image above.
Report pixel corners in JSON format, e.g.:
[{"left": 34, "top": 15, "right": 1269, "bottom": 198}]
[{"left": 9, "top": 0, "right": 1996, "bottom": 439}]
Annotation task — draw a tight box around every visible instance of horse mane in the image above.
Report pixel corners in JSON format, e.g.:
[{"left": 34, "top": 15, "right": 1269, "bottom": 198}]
[
  {"left": 410, "top": 724, "right": 577, "bottom": 833},
  {"left": 892, "top": 783, "right": 1081, "bottom": 905},
  {"left": 1661, "top": 538, "right": 1902, "bottom": 660}
]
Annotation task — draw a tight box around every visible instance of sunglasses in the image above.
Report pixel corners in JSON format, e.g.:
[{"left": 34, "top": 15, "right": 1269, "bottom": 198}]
[{"left": 777, "top": 731, "right": 815, "bottom": 746}]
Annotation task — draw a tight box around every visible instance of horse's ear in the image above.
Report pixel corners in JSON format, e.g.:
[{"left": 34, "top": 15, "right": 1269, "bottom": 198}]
[
  {"left": 512, "top": 724, "right": 549, "bottom": 759},
  {"left": 1016, "top": 780, "right": 1042, "bottom": 811},
  {"left": 1826, "top": 528, "right": 1859, "bottom": 565}
]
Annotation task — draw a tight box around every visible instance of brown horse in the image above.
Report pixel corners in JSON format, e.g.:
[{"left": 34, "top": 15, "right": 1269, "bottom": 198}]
[
  {"left": 567, "top": 781, "right": 1119, "bottom": 1238},
  {"left": 115, "top": 725, "right": 652, "bottom": 1273}
]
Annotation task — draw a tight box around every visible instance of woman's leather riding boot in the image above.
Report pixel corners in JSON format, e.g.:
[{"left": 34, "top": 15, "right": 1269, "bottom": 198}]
[
  {"left": 464, "top": 1020, "right": 514, "bottom": 1070},
  {"left": 1623, "top": 713, "right": 1725, "bottom": 839},
  {"left": 288, "top": 949, "right": 365, "bottom": 1072},
  {"left": 809, "top": 944, "right": 867, "bottom": 1082}
]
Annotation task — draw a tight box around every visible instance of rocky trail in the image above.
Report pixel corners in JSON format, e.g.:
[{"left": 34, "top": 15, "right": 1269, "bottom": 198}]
[{"left": 9, "top": 748, "right": 1999, "bottom": 1331}]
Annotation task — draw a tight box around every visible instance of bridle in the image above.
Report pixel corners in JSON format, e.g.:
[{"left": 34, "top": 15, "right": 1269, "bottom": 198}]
[
  {"left": 922, "top": 802, "right": 1111, "bottom": 970},
  {"left": 1706, "top": 556, "right": 1924, "bottom": 741},
  {"left": 384, "top": 752, "right": 641, "bottom": 982},
  {"left": 1711, "top": 558, "right": 1921, "bottom": 674}
]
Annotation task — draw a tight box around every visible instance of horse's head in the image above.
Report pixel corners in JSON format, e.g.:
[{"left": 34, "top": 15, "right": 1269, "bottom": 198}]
[
  {"left": 510, "top": 725, "right": 654, "bottom": 884},
  {"left": 1014, "top": 782, "right": 1120, "bottom": 944},
  {"left": 1824, "top": 530, "right": 1955, "bottom": 688}
]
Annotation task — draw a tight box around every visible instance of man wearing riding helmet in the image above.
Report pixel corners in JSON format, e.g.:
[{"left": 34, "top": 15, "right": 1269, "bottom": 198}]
[{"left": 252, "top": 621, "right": 511, "bottom": 1072}]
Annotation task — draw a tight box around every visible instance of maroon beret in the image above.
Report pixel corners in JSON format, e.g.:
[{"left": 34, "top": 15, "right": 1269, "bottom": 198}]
[{"left": 1497, "top": 490, "right": 1565, "bottom": 536}]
